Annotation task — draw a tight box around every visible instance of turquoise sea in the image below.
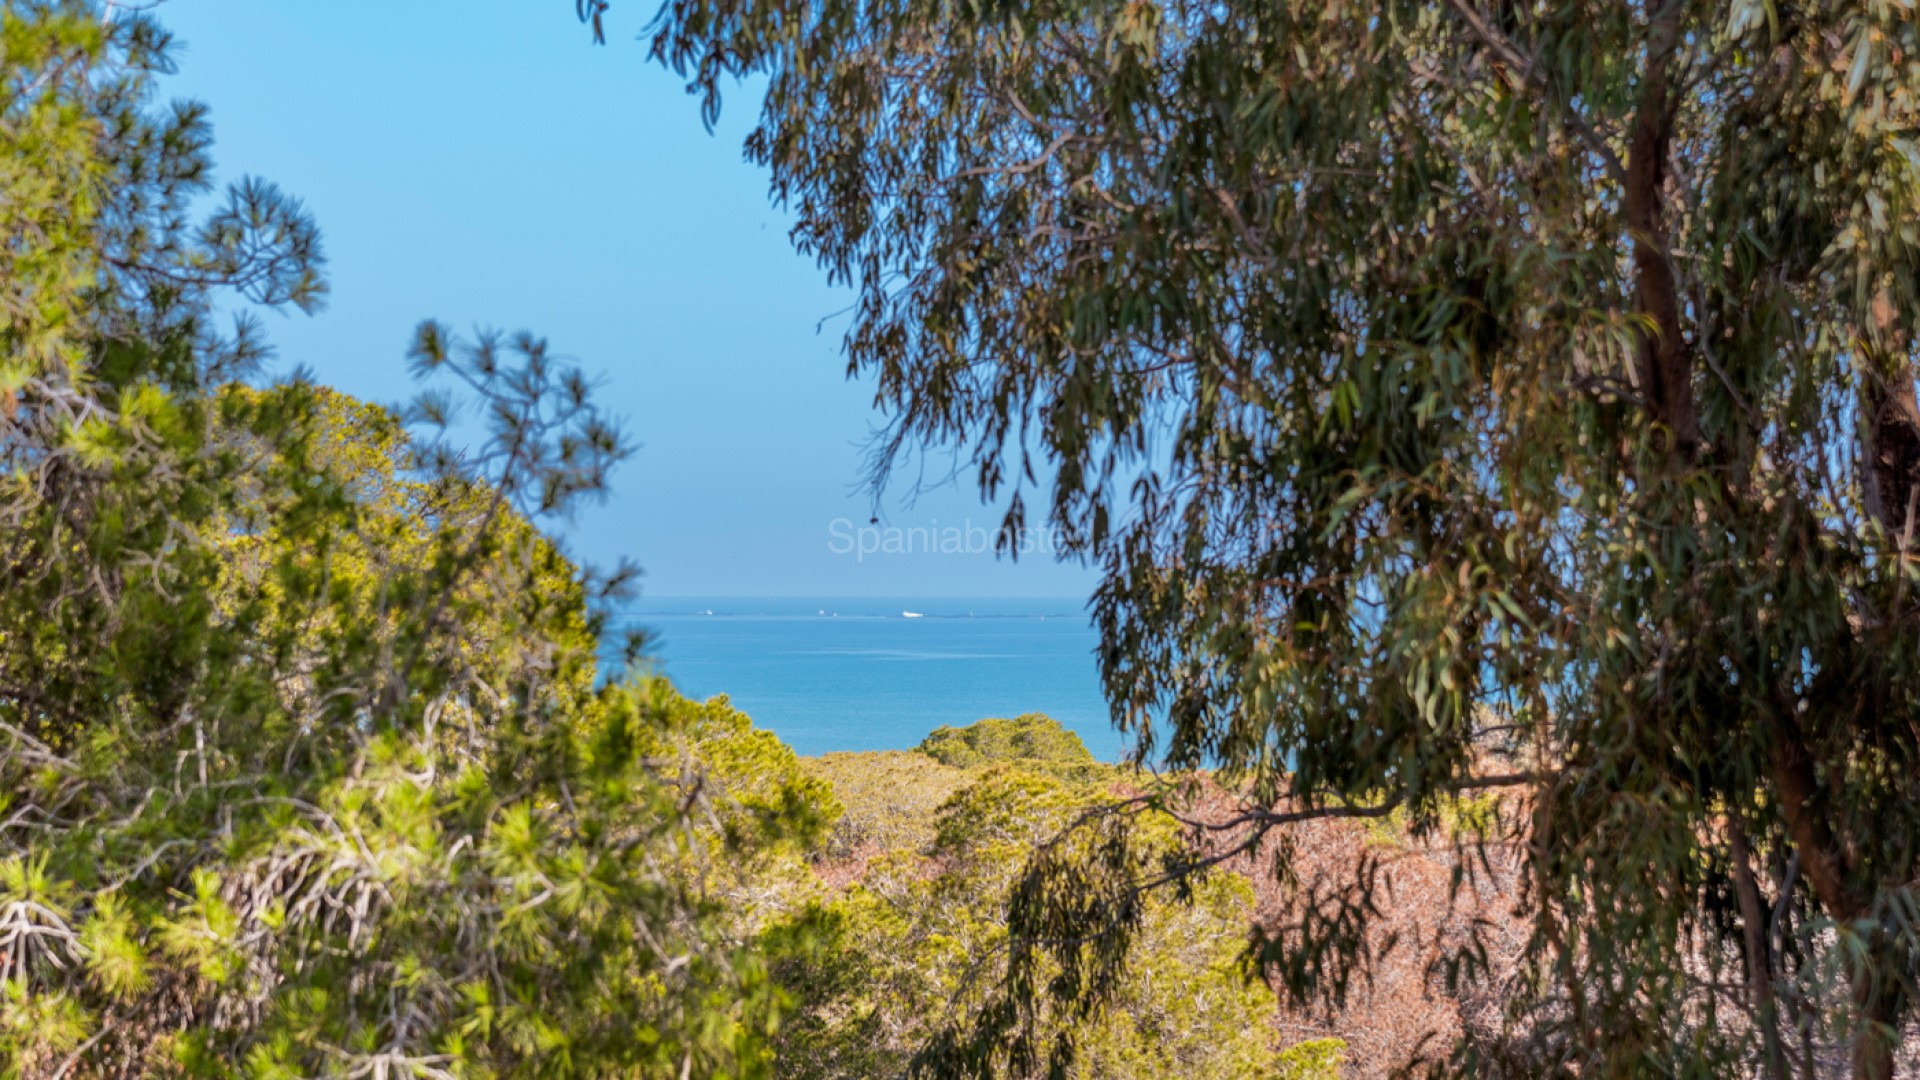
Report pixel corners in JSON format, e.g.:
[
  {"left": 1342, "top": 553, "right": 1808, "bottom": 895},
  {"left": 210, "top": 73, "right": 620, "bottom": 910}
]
[{"left": 618, "top": 597, "right": 1124, "bottom": 760}]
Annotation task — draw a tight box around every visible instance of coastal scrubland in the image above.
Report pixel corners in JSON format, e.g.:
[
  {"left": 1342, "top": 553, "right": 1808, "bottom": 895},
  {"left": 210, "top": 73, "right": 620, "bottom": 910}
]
[
  {"left": 18, "top": 0, "right": 1920, "bottom": 1075},
  {"left": 729, "top": 709, "right": 1534, "bottom": 1079}
]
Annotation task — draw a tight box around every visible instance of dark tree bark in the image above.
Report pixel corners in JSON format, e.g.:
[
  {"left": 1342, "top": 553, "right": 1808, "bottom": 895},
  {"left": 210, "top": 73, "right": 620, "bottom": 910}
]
[
  {"left": 1862, "top": 363, "right": 1920, "bottom": 546},
  {"left": 1625, "top": 1, "right": 1696, "bottom": 464}
]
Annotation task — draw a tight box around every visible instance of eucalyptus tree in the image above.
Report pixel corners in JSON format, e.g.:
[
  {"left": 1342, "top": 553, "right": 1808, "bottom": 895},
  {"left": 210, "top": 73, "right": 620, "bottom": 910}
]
[{"left": 602, "top": 0, "right": 1920, "bottom": 1074}]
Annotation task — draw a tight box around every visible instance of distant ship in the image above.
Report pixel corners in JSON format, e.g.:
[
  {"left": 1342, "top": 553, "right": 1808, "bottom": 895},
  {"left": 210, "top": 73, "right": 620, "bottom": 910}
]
[{"left": 901, "top": 610, "right": 925, "bottom": 619}]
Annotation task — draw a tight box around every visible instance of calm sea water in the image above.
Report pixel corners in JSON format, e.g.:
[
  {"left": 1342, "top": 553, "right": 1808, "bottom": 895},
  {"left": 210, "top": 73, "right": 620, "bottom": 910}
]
[{"left": 614, "top": 597, "right": 1125, "bottom": 760}]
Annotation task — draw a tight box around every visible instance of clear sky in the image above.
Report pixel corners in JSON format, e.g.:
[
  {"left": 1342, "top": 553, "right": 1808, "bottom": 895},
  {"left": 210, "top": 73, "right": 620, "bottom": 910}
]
[{"left": 157, "top": 1, "right": 1097, "bottom": 600}]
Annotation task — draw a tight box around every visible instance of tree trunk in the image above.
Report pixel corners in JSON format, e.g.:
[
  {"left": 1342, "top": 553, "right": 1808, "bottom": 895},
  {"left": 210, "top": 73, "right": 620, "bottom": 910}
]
[
  {"left": 1731, "top": 820, "right": 1789, "bottom": 1080},
  {"left": 1861, "top": 360, "right": 1920, "bottom": 545},
  {"left": 1851, "top": 962, "right": 1900, "bottom": 1080},
  {"left": 1852, "top": 356, "right": 1920, "bottom": 1080},
  {"left": 1624, "top": 0, "right": 1694, "bottom": 464}
]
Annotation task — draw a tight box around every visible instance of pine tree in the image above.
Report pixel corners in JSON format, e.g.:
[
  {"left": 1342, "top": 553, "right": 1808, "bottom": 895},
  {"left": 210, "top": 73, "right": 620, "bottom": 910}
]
[{"left": 0, "top": 5, "right": 831, "bottom": 1075}]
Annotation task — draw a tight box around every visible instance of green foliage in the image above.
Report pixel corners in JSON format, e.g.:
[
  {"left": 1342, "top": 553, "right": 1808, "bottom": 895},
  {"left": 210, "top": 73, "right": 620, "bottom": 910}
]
[
  {"left": 1275, "top": 1038, "right": 1346, "bottom": 1080},
  {"left": 1361, "top": 790, "right": 1502, "bottom": 849},
  {"left": 611, "top": 0, "right": 1920, "bottom": 1073},
  {"left": 805, "top": 749, "right": 973, "bottom": 860},
  {"left": 630, "top": 684, "right": 841, "bottom": 858},
  {"left": 915, "top": 713, "right": 1106, "bottom": 782},
  {"left": 771, "top": 764, "right": 1280, "bottom": 1080},
  {"left": 0, "top": 5, "right": 830, "bottom": 1076}
]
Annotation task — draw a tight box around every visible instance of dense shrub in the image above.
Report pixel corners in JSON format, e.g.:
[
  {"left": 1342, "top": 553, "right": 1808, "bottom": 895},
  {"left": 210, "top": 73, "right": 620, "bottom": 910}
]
[
  {"left": 0, "top": 9, "right": 830, "bottom": 1073},
  {"left": 915, "top": 713, "right": 1108, "bottom": 783}
]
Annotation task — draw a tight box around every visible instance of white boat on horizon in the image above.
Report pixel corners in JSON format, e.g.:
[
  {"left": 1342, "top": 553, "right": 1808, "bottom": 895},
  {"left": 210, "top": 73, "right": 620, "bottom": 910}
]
[{"left": 901, "top": 610, "right": 925, "bottom": 619}]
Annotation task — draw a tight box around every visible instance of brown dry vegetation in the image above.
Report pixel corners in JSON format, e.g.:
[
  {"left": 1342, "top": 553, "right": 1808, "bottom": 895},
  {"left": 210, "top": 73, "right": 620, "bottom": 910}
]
[{"left": 1206, "top": 798, "right": 1528, "bottom": 1077}]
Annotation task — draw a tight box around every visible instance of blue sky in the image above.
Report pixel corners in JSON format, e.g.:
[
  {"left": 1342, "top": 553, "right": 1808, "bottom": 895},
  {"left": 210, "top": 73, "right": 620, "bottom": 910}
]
[{"left": 157, "top": 2, "right": 1096, "bottom": 600}]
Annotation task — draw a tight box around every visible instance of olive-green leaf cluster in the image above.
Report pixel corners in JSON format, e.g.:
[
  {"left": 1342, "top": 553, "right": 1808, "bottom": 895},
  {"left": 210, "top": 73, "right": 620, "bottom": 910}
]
[{"left": 612, "top": 0, "right": 1920, "bottom": 1074}]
